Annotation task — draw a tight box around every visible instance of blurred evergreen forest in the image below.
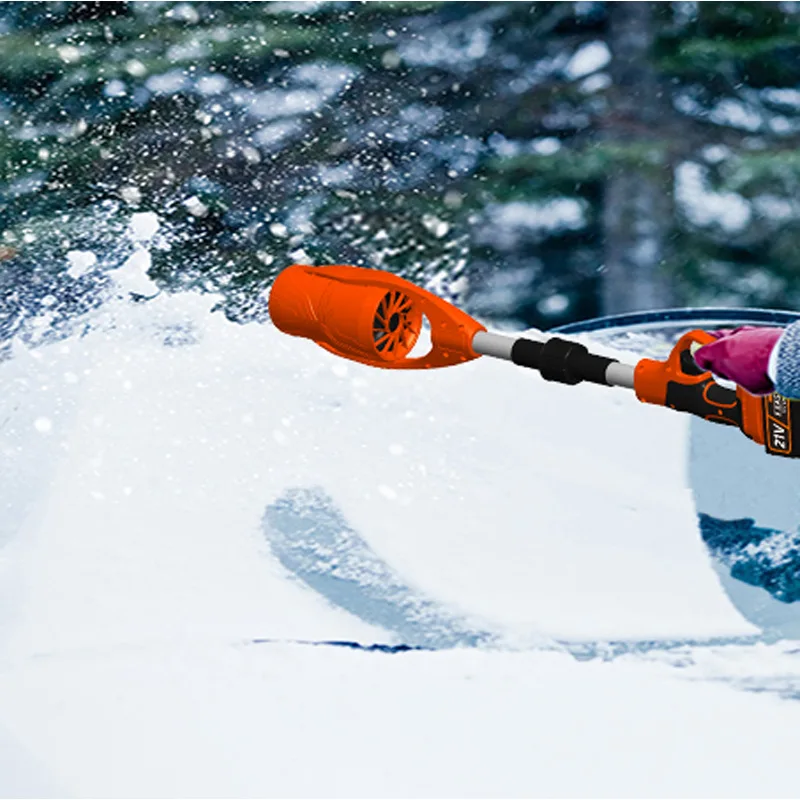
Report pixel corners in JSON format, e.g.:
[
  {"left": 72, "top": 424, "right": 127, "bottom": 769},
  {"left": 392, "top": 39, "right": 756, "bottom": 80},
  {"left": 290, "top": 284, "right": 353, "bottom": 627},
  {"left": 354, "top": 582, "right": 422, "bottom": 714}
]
[{"left": 3, "top": 0, "right": 800, "bottom": 339}]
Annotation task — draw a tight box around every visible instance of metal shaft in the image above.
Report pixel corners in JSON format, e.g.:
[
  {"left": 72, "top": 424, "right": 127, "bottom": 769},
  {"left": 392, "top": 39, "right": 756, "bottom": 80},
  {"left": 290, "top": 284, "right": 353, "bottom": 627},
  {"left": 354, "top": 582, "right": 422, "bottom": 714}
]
[{"left": 471, "top": 330, "right": 636, "bottom": 390}]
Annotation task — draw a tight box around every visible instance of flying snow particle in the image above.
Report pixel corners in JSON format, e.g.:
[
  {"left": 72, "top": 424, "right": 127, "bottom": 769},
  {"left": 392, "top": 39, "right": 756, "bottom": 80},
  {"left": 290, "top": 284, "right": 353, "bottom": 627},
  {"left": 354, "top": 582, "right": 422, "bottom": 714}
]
[
  {"left": 120, "top": 186, "right": 142, "bottom": 206},
  {"left": 382, "top": 50, "right": 402, "bottom": 70},
  {"left": 126, "top": 60, "right": 147, "bottom": 77},
  {"left": 57, "top": 45, "right": 82, "bottom": 64},
  {"left": 256, "top": 252, "right": 275, "bottom": 266},
  {"left": 129, "top": 212, "right": 160, "bottom": 241},
  {"left": 183, "top": 196, "right": 209, "bottom": 218},
  {"left": 34, "top": 417, "right": 53, "bottom": 434},
  {"left": 422, "top": 215, "right": 450, "bottom": 238},
  {"left": 66, "top": 250, "right": 98, "bottom": 279},
  {"left": 111, "top": 250, "right": 159, "bottom": 296},
  {"left": 241, "top": 146, "right": 261, "bottom": 164},
  {"left": 167, "top": 2, "right": 200, "bottom": 23},
  {"left": 104, "top": 79, "right": 127, "bottom": 98},
  {"left": 270, "top": 223, "right": 289, "bottom": 238}
]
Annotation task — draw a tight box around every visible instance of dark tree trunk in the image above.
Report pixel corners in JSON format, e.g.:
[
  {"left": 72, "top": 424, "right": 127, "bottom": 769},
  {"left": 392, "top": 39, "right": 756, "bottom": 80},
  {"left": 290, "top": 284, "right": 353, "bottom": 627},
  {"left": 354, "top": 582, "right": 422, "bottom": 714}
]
[{"left": 602, "top": 2, "right": 675, "bottom": 315}]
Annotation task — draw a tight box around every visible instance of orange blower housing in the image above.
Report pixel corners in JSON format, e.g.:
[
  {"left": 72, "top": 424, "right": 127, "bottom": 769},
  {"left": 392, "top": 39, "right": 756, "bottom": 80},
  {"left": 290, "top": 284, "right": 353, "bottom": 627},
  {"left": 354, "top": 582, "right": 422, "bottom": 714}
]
[{"left": 268, "top": 264, "right": 486, "bottom": 369}]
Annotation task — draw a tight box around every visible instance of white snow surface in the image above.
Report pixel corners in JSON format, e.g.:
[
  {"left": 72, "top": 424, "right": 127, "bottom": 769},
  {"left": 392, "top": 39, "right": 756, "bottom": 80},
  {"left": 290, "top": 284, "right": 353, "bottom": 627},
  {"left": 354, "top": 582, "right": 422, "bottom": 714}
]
[{"left": 2, "top": 291, "right": 800, "bottom": 796}]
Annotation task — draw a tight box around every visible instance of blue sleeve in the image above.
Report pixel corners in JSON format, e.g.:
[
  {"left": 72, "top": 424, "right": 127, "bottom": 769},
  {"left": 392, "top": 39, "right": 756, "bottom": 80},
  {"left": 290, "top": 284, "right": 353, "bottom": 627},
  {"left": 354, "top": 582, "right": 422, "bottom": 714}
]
[{"left": 773, "top": 321, "right": 800, "bottom": 400}]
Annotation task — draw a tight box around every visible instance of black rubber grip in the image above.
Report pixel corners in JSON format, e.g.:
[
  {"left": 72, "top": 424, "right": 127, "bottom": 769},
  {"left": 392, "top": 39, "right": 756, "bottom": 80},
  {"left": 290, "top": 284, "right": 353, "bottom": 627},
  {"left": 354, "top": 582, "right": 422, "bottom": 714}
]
[
  {"left": 665, "top": 378, "right": 742, "bottom": 427},
  {"left": 510, "top": 336, "right": 616, "bottom": 386},
  {"left": 509, "top": 339, "right": 543, "bottom": 370}
]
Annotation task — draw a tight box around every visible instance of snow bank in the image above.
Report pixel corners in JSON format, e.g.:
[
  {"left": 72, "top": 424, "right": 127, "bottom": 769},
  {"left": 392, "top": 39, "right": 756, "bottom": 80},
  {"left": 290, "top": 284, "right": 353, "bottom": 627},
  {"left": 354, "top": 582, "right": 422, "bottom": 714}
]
[
  {"left": 0, "top": 292, "right": 753, "bottom": 655},
  {"left": 3, "top": 289, "right": 797, "bottom": 797}
]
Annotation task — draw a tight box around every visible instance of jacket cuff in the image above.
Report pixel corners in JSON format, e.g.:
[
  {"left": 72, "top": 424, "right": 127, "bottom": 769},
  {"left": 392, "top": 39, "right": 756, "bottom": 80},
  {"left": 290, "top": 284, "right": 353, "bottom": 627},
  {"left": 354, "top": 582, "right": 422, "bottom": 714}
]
[{"left": 773, "top": 321, "right": 800, "bottom": 399}]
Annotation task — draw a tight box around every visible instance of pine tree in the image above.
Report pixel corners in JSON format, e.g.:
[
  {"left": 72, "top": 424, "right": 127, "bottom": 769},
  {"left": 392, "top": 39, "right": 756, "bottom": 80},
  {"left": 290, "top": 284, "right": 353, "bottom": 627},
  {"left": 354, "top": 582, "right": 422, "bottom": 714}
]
[{"left": 3, "top": 1, "right": 800, "bottom": 339}]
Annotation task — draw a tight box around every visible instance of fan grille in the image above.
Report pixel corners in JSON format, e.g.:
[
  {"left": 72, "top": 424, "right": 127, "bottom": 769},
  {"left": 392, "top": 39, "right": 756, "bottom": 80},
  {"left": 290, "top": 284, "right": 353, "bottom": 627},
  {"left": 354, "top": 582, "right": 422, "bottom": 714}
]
[{"left": 372, "top": 290, "right": 417, "bottom": 356}]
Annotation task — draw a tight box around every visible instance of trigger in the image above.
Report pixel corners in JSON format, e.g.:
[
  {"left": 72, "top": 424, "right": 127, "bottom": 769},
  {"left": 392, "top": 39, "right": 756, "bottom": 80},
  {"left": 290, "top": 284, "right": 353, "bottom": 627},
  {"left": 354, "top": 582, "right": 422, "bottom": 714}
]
[{"left": 680, "top": 347, "right": 706, "bottom": 377}]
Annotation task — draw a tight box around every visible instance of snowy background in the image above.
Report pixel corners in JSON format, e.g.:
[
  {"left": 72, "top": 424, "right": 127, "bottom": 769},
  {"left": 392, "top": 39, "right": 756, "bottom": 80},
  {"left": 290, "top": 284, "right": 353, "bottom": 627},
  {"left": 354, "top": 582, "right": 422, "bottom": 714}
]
[
  {"left": 3, "top": 226, "right": 800, "bottom": 797},
  {"left": 5, "top": 3, "right": 800, "bottom": 797}
]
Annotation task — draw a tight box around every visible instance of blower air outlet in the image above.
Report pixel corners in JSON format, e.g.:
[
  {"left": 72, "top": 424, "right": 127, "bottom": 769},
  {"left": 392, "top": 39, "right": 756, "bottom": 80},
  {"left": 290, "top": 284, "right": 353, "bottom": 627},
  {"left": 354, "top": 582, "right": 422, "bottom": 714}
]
[{"left": 373, "top": 290, "right": 415, "bottom": 355}]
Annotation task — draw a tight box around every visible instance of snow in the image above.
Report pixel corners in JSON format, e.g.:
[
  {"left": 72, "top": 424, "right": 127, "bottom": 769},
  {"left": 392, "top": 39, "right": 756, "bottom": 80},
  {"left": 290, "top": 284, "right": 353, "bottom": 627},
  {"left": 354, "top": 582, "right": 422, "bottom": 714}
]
[
  {"left": 250, "top": 89, "right": 323, "bottom": 120},
  {"left": 564, "top": 41, "right": 611, "bottom": 80},
  {"left": 254, "top": 119, "right": 303, "bottom": 149},
  {"left": 579, "top": 72, "right": 611, "bottom": 93},
  {"left": 65, "top": 249, "right": 97, "bottom": 279},
  {"left": 196, "top": 75, "right": 231, "bottom": 97},
  {"left": 762, "top": 87, "right": 800, "bottom": 109},
  {"left": 129, "top": 211, "right": 160, "bottom": 242},
  {"left": 104, "top": 79, "right": 127, "bottom": 99},
  {"left": 120, "top": 185, "right": 143, "bottom": 206},
  {"left": 2, "top": 287, "right": 800, "bottom": 795},
  {"left": 531, "top": 136, "right": 562, "bottom": 155},
  {"left": 32, "top": 417, "right": 52, "bottom": 434},
  {"left": 709, "top": 98, "right": 763, "bottom": 132},
  {"left": 675, "top": 161, "right": 752, "bottom": 234},
  {"left": 399, "top": 26, "right": 492, "bottom": 68},
  {"left": 701, "top": 144, "right": 732, "bottom": 165},
  {"left": 2, "top": 643, "right": 800, "bottom": 798},
  {"left": 183, "top": 196, "right": 209, "bottom": 218},
  {"left": 479, "top": 198, "right": 587, "bottom": 249},
  {"left": 145, "top": 71, "right": 191, "bottom": 96},
  {"left": 538, "top": 292, "right": 570, "bottom": 316},
  {"left": 110, "top": 249, "right": 159, "bottom": 296},
  {"left": 754, "top": 194, "right": 797, "bottom": 222},
  {"left": 675, "top": 92, "right": 765, "bottom": 133},
  {"left": 57, "top": 45, "right": 82, "bottom": 65}
]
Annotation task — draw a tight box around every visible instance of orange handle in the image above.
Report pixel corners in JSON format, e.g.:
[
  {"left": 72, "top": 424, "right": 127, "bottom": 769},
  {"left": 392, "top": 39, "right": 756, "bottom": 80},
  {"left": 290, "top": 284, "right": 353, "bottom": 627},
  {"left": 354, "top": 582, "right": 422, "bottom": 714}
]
[
  {"left": 634, "top": 329, "right": 717, "bottom": 407},
  {"left": 635, "top": 329, "right": 766, "bottom": 443},
  {"left": 268, "top": 264, "right": 486, "bottom": 369}
]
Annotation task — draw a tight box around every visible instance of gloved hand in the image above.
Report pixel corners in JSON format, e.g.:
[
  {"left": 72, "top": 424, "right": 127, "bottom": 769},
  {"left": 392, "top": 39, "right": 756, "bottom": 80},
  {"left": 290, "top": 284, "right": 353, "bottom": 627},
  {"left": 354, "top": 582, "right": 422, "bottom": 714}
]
[{"left": 693, "top": 326, "right": 784, "bottom": 395}]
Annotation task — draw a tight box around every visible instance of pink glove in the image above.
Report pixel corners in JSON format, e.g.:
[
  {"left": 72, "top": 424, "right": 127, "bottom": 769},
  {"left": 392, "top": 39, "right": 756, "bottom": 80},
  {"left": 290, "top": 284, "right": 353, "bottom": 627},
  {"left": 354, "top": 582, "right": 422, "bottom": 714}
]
[{"left": 693, "top": 326, "right": 783, "bottom": 395}]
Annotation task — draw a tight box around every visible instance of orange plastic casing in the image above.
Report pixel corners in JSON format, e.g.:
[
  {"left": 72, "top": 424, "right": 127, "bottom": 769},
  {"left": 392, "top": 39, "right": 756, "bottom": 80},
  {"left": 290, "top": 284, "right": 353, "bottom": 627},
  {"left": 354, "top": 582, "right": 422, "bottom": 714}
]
[
  {"left": 634, "top": 329, "right": 765, "bottom": 445},
  {"left": 268, "top": 264, "right": 486, "bottom": 369}
]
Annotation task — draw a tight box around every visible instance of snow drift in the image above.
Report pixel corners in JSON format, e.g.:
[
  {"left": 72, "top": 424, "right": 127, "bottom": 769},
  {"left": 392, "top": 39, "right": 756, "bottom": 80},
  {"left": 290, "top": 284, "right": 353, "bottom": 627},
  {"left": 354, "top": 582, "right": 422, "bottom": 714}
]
[{"left": 2, "top": 284, "right": 800, "bottom": 796}]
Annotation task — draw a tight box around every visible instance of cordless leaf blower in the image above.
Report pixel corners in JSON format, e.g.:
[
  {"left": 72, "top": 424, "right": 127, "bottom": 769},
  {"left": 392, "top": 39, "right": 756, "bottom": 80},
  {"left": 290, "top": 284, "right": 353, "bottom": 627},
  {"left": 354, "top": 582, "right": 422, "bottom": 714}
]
[{"left": 269, "top": 264, "right": 800, "bottom": 458}]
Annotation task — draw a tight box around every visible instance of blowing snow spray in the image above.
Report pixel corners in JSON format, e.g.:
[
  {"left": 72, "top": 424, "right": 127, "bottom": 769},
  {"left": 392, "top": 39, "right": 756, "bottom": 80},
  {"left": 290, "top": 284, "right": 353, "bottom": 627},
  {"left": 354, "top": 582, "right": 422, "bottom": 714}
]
[{"left": 269, "top": 264, "right": 800, "bottom": 459}]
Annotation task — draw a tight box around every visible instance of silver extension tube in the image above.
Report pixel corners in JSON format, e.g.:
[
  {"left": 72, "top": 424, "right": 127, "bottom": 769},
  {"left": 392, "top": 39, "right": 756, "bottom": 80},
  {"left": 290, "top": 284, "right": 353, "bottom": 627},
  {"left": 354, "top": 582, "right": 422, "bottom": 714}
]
[{"left": 471, "top": 330, "right": 636, "bottom": 390}]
